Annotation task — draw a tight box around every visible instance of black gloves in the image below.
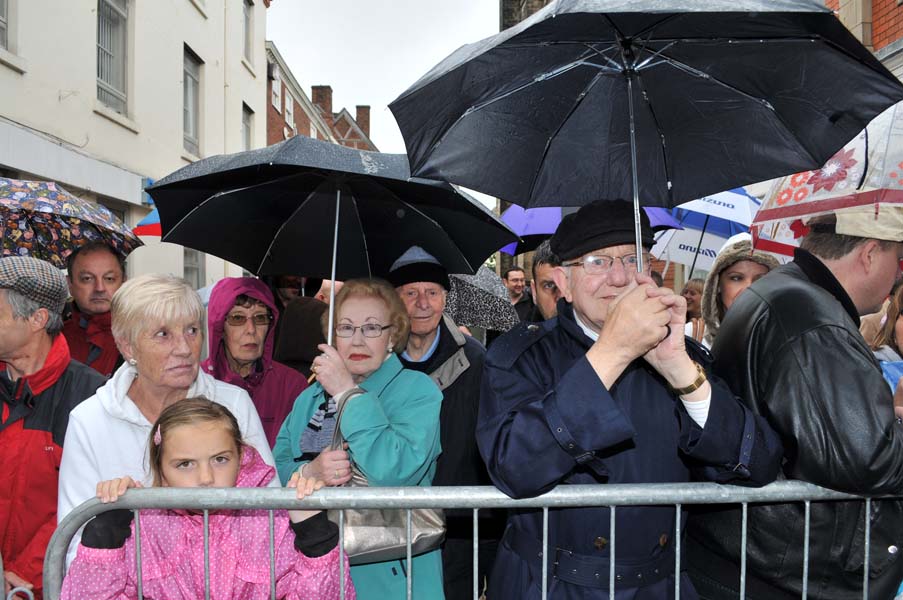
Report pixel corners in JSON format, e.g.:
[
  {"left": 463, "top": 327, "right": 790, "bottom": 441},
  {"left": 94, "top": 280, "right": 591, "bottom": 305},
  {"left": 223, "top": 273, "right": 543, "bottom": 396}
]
[
  {"left": 290, "top": 512, "right": 339, "bottom": 558},
  {"left": 82, "top": 509, "right": 134, "bottom": 549}
]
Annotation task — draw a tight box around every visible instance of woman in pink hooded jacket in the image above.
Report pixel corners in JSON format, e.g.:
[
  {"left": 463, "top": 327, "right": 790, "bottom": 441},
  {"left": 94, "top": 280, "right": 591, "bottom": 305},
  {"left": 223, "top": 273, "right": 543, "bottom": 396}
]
[
  {"left": 61, "top": 397, "right": 354, "bottom": 600},
  {"left": 202, "top": 277, "right": 308, "bottom": 446}
]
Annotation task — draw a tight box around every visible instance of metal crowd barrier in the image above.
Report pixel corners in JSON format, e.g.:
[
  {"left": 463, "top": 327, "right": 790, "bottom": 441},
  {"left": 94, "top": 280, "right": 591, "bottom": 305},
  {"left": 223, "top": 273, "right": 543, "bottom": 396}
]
[{"left": 43, "top": 481, "right": 883, "bottom": 600}]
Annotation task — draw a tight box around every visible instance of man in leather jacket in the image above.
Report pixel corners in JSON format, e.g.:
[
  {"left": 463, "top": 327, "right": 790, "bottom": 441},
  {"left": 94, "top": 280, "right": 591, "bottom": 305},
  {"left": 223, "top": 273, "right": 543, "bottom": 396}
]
[
  {"left": 478, "top": 200, "right": 783, "bottom": 599},
  {"left": 687, "top": 207, "right": 903, "bottom": 599}
]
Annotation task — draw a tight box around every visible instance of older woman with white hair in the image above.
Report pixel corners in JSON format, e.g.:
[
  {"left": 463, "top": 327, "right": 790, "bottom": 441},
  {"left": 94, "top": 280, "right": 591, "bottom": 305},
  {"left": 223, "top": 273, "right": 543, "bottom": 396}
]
[{"left": 57, "top": 274, "right": 274, "bottom": 566}]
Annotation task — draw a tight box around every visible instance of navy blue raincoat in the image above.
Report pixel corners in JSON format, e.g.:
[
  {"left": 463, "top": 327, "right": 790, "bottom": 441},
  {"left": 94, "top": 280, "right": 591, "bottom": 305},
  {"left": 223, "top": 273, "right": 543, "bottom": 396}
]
[{"left": 477, "top": 302, "right": 782, "bottom": 599}]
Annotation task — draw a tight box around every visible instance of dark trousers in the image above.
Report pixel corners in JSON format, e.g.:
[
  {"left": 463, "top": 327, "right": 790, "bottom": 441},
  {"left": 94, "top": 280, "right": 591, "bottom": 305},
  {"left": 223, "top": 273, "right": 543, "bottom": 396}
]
[{"left": 442, "top": 536, "right": 499, "bottom": 599}]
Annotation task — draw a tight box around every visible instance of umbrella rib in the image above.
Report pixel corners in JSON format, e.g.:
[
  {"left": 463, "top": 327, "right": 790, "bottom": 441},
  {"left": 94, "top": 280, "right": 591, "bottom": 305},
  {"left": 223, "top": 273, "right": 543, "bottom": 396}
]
[
  {"left": 253, "top": 178, "right": 329, "bottom": 273},
  {"left": 632, "top": 71, "right": 675, "bottom": 205},
  {"left": 419, "top": 45, "right": 618, "bottom": 168},
  {"left": 645, "top": 50, "right": 822, "bottom": 165},
  {"left": 525, "top": 64, "right": 612, "bottom": 206},
  {"left": 346, "top": 192, "right": 372, "bottom": 278}
]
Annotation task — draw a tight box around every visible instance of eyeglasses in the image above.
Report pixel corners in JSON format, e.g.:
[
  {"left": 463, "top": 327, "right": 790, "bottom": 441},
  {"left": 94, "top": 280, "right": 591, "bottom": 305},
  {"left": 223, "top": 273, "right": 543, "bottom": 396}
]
[
  {"left": 335, "top": 323, "right": 391, "bottom": 338},
  {"left": 562, "top": 253, "right": 651, "bottom": 276},
  {"left": 224, "top": 313, "right": 272, "bottom": 327}
]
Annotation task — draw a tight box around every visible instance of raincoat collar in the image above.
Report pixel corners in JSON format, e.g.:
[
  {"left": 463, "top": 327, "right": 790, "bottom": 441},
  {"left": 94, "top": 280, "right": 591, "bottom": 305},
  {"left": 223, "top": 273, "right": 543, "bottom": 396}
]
[
  {"left": 358, "top": 353, "right": 404, "bottom": 397},
  {"left": 204, "top": 278, "right": 280, "bottom": 387}
]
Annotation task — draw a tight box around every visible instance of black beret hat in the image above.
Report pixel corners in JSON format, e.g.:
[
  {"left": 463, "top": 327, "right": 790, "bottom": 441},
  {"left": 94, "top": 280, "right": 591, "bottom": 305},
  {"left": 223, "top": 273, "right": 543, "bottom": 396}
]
[{"left": 550, "top": 200, "right": 655, "bottom": 262}]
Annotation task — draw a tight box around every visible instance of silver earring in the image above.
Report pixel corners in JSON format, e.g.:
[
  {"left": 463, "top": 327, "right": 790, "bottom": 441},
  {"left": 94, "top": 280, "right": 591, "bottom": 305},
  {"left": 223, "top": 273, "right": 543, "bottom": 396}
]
[{"left": 128, "top": 358, "right": 137, "bottom": 366}]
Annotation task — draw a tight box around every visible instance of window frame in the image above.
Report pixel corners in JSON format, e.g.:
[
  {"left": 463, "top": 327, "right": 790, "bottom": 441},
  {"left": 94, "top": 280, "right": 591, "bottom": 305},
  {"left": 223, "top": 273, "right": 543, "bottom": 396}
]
[
  {"left": 242, "top": 0, "right": 253, "bottom": 63},
  {"left": 271, "top": 67, "right": 281, "bottom": 112},
  {"left": 183, "top": 46, "right": 202, "bottom": 156},
  {"left": 96, "top": 0, "right": 129, "bottom": 115},
  {"left": 241, "top": 103, "right": 253, "bottom": 152},
  {"left": 0, "top": 0, "right": 9, "bottom": 51},
  {"left": 285, "top": 94, "right": 294, "bottom": 129},
  {"left": 183, "top": 248, "right": 206, "bottom": 290}
]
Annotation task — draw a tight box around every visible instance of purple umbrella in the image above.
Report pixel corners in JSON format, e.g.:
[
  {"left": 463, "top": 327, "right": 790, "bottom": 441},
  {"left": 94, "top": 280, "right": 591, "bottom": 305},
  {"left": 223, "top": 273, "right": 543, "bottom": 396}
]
[{"left": 500, "top": 205, "right": 681, "bottom": 255}]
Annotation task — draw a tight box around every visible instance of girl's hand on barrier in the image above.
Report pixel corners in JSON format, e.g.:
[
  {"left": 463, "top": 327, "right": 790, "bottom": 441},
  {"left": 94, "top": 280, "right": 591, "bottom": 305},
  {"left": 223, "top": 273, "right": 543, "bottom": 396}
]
[
  {"left": 96, "top": 476, "right": 142, "bottom": 503},
  {"left": 287, "top": 471, "right": 326, "bottom": 522}
]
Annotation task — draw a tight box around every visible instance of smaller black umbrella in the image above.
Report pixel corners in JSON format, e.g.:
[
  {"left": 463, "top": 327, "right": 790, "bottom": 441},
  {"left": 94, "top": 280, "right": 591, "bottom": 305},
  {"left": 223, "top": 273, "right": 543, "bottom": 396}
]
[
  {"left": 146, "top": 136, "right": 518, "bottom": 343},
  {"left": 147, "top": 136, "right": 517, "bottom": 279},
  {"left": 446, "top": 266, "right": 519, "bottom": 332}
]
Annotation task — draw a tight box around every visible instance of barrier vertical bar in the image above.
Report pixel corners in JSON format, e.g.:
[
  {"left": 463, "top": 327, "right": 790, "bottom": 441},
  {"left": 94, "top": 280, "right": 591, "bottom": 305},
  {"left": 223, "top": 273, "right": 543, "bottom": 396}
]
[
  {"left": 268, "top": 510, "right": 276, "bottom": 600},
  {"left": 134, "top": 509, "right": 144, "bottom": 600},
  {"left": 802, "top": 500, "right": 810, "bottom": 599},
  {"left": 406, "top": 509, "right": 413, "bottom": 600},
  {"left": 541, "top": 507, "right": 549, "bottom": 600},
  {"left": 675, "top": 503, "right": 681, "bottom": 599},
  {"left": 740, "top": 503, "right": 748, "bottom": 600},
  {"left": 610, "top": 506, "right": 616, "bottom": 600},
  {"left": 863, "top": 498, "right": 871, "bottom": 599},
  {"left": 339, "top": 510, "right": 346, "bottom": 600},
  {"left": 473, "top": 508, "right": 479, "bottom": 600},
  {"left": 203, "top": 509, "right": 211, "bottom": 600}
]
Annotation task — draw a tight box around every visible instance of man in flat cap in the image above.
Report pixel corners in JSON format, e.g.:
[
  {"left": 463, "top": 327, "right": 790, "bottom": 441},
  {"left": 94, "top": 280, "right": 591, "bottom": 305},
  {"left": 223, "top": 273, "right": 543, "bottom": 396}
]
[
  {"left": 0, "top": 256, "right": 106, "bottom": 599},
  {"left": 388, "top": 246, "right": 503, "bottom": 599},
  {"left": 477, "top": 200, "right": 783, "bottom": 600},
  {"left": 687, "top": 207, "right": 903, "bottom": 599}
]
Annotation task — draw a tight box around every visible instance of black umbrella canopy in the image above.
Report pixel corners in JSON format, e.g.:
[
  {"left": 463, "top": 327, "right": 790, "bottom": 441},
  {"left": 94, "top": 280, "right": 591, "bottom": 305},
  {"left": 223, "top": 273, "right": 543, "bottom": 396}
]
[
  {"left": 389, "top": 0, "right": 903, "bottom": 208},
  {"left": 146, "top": 135, "right": 517, "bottom": 278}
]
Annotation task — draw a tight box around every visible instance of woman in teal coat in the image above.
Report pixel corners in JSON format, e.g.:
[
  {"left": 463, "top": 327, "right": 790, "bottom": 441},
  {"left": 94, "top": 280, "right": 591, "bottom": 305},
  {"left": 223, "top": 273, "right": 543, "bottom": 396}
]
[{"left": 274, "top": 278, "right": 444, "bottom": 599}]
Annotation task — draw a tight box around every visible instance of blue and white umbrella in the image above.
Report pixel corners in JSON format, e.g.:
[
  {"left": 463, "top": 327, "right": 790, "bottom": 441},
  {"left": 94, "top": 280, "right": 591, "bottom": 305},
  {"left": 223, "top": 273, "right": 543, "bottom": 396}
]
[{"left": 651, "top": 189, "right": 759, "bottom": 275}]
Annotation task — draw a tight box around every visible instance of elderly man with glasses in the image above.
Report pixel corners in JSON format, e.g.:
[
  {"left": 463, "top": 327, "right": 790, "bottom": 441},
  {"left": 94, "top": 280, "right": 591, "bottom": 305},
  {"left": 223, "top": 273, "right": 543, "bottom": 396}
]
[{"left": 476, "top": 199, "right": 783, "bottom": 600}]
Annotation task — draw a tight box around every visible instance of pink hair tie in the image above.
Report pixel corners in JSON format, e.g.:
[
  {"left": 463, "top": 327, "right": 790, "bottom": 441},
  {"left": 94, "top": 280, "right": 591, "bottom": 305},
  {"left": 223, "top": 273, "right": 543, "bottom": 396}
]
[{"left": 153, "top": 425, "right": 162, "bottom": 446}]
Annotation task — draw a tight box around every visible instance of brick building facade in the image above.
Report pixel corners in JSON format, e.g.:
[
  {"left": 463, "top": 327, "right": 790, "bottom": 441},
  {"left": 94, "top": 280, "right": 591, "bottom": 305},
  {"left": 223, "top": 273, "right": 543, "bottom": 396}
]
[{"left": 265, "top": 41, "right": 377, "bottom": 151}]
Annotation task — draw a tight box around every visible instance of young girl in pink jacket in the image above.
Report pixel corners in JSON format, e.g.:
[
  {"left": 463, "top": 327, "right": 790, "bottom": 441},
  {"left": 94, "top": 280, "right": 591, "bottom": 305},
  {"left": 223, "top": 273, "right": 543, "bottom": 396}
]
[{"left": 61, "top": 397, "right": 355, "bottom": 600}]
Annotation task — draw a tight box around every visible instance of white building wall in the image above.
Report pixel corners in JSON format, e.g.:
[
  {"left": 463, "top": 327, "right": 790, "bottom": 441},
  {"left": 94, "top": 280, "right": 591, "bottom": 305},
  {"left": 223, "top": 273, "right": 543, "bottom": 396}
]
[{"left": 0, "top": 0, "right": 267, "bottom": 282}]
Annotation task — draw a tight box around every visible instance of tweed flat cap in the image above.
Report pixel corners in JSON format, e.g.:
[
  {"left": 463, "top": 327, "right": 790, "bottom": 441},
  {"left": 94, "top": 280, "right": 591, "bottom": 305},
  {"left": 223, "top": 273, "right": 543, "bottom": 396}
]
[
  {"left": 0, "top": 256, "right": 69, "bottom": 315},
  {"left": 550, "top": 200, "right": 654, "bottom": 261}
]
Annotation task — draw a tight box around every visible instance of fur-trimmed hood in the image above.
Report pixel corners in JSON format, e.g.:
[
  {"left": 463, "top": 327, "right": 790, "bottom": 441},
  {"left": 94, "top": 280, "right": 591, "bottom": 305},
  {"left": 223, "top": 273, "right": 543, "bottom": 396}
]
[{"left": 701, "top": 240, "right": 780, "bottom": 344}]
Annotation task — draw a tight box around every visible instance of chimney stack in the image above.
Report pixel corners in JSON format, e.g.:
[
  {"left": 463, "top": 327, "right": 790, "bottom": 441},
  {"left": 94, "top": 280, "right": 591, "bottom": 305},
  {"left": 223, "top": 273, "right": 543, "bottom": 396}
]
[
  {"left": 311, "top": 85, "right": 333, "bottom": 118},
  {"left": 356, "top": 105, "right": 371, "bottom": 137}
]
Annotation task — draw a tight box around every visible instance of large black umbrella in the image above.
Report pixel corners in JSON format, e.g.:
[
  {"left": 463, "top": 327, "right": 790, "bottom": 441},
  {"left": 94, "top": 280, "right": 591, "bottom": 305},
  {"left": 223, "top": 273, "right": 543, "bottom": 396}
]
[
  {"left": 146, "top": 135, "right": 517, "bottom": 280},
  {"left": 389, "top": 0, "right": 903, "bottom": 265}
]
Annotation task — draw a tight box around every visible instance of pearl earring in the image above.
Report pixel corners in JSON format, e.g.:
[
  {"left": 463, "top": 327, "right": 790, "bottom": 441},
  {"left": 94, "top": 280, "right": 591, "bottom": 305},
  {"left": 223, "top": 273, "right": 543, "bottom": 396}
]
[
  {"left": 387, "top": 345, "right": 393, "bottom": 353},
  {"left": 128, "top": 358, "right": 137, "bottom": 366}
]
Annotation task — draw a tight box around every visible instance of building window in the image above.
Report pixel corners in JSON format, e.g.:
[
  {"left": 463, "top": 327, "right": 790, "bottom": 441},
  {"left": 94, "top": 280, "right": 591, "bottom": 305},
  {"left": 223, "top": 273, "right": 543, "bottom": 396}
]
[
  {"left": 242, "top": 103, "right": 253, "bottom": 151},
  {"left": 0, "top": 0, "right": 8, "bottom": 50},
  {"left": 242, "top": 0, "right": 253, "bottom": 62},
  {"left": 184, "top": 248, "right": 205, "bottom": 290},
  {"left": 271, "top": 67, "right": 281, "bottom": 112},
  {"left": 97, "top": 0, "right": 128, "bottom": 114},
  {"left": 183, "top": 47, "right": 202, "bottom": 156},
  {"left": 285, "top": 94, "right": 294, "bottom": 129}
]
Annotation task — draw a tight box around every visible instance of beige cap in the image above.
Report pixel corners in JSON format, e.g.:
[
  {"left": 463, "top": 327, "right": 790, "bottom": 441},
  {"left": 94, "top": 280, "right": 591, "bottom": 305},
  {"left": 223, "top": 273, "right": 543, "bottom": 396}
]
[{"left": 805, "top": 205, "right": 903, "bottom": 242}]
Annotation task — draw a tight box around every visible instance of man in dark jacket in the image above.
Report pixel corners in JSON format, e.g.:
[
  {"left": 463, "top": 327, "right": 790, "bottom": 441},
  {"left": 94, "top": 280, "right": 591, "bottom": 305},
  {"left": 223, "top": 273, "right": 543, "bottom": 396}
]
[
  {"left": 0, "top": 256, "right": 106, "bottom": 599},
  {"left": 687, "top": 207, "right": 903, "bottom": 600},
  {"left": 388, "top": 246, "right": 504, "bottom": 599},
  {"left": 478, "top": 200, "right": 783, "bottom": 599}
]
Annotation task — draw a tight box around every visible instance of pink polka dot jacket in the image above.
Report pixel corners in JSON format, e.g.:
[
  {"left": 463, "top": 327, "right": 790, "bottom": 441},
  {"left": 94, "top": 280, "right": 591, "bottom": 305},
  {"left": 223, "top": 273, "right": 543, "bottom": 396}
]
[{"left": 60, "top": 446, "right": 355, "bottom": 600}]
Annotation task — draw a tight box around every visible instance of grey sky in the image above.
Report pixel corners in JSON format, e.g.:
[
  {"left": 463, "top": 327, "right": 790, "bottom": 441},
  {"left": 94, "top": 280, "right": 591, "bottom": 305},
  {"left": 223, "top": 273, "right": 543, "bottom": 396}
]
[{"left": 266, "top": 1, "right": 500, "bottom": 154}]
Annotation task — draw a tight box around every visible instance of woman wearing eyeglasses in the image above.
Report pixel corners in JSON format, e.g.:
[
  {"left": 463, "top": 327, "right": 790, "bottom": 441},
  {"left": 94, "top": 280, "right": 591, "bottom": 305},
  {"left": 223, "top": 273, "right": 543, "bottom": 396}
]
[
  {"left": 274, "top": 278, "right": 445, "bottom": 600},
  {"left": 202, "top": 277, "right": 308, "bottom": 446}
]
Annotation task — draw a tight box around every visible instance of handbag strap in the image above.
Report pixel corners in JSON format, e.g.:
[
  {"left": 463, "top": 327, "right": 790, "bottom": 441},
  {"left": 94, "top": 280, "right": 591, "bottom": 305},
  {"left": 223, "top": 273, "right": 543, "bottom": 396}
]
[{"left": 330, "top": 387, "right": 366, "bottom": 452}]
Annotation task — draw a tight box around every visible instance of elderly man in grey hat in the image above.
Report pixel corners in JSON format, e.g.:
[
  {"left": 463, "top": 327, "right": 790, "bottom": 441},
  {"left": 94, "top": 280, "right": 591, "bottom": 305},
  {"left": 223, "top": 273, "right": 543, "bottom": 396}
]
[
  {"left": 476, "top": 200, "right": 783, "bottom": 600},
  {"left": 687, "top": 206, "right": 903, "bottom": 599},
  {"left": 388, "top": 246, "right": 504, "bottom": 600},
  {"left": 0, "top": 256, "right": 106, "bottom": 599}
]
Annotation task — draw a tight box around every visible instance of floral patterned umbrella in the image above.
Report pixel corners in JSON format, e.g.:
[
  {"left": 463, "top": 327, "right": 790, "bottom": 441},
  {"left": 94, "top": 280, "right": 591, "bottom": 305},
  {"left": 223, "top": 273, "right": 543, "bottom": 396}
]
[
  {"left": 0, "top": 177, "right": 142, "bottom": 269},
  {"left": 753, "top": 101, "right": 903, "bottom": 253},
  {"left": 446, "top": 266, "right": 519, "bottom": 332}
]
